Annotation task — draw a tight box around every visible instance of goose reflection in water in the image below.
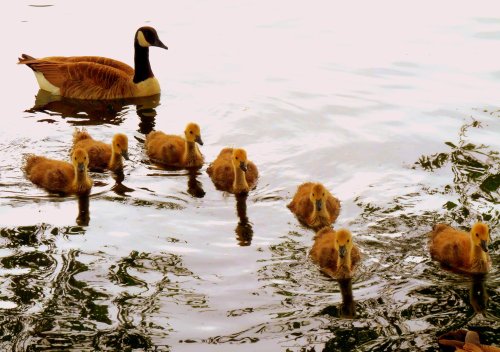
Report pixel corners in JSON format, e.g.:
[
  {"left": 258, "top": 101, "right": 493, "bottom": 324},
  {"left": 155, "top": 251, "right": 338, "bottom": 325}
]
[
  {"left": 26, "top": 89, "right": 160, "bottom": 134},
  {"left": 320, "top": 278, "right": 356, "bottom": 320},
  {"left": 235, "top": 193, "right": 253, "bottom": 246},
  {"left": 76, "top": 195, "right": 90, "bottom": 226},
  {"left": 469, "top": 275, "right": 489, "bottom": 315}
]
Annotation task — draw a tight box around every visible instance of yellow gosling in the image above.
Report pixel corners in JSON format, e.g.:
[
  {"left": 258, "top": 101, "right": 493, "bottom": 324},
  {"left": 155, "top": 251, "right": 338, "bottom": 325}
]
[
  {"left": 73, "top": 129, "right": 129, "bottom": 172},
  {"left": 429, "top": 222, "right": 491, "bottom": 274},
  {"left": 23, "top": 148, "right": 92, "bottom": 195},
  {"left": 145, "top": 122, "right": 204, "bottom": 168},
  {"left": 287, "top": 182, "right": 340, "bottom": 230},
  {"left": 207, "top": 148, "right": 258, "bottom": 194}
]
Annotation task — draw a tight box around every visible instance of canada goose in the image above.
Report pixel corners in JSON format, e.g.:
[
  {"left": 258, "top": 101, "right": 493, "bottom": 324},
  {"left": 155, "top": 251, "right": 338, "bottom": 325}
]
[
  {"left": 207, "top": 148, "right": 258, "bottom": 194},
  {"left": 310, "top": 228, "right": 361, "bottom": 279},
  {"left": 72, "top": 129, "right": 129, "bottom": 172},
  {"left": 145, "top": 123, "right": 204, "bottom": 168},
  {"left": 429, "top": 222, "right": 491, "bottom": 274},
  {"left": 287, "top": 182, "right": 340, "bottom": 229},
  {"left": 18, "top": 26, "right": 168, "bottom": 100},
  {"left": 23, "top": 148, "right": 92, "bottom": 195}
]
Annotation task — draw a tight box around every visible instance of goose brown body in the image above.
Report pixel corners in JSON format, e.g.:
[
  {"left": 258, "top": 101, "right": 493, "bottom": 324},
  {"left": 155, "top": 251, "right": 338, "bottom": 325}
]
[
  {"left": 429, "top": 222, "right": 491, "bottom": 274},
  {"left": 18, "top": 26, "right": 167, "bottom": 100},
  {"left": 72, "top": 129, "right": 129, "bottom": 172},
  {"left": 23, "top": 149, "right": 92, "bottom": 195},
  {"left": 207, "top": 148, "right": 258, "bottom": 194},
  {"left": 310, "top": 228, "right": 361, "bottom": 279},
  {"left": 287, "top": 182, "right": 340, "bottom": 229},
  {"left": 145, "top": 123, "right": 204, "bottom": 168}
]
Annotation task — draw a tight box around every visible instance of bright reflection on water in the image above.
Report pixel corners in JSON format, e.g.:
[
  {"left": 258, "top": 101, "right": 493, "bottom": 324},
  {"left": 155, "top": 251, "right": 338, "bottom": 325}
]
[{"left": 0, "top": 1, "right": 499, "bottom": 351}]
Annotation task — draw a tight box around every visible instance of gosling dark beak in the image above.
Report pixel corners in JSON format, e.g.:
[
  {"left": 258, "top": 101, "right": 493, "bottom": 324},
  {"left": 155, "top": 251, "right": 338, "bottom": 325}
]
[
  {"left": 239, "top": 161, "right": 247, "bottom": 172},
  {"left": 315, "top": 199, "right": 322, "bottom": 211},
  {"left": 77, "top": 163, "right": 85, "bottom": 173},
  {"left": 480, "top": 240, "right": 488, "bottom": 253},
  {"left": 195, "top": 135, "right": 203, "bottom": 146},
  {"left": 339, "top": 245, "right": 346, "bottom": 258},
  {"left": 154, "top": 37, "right": 168, "bottom": 50},
  {"left": 121, "top": 150, "right": 130, "bottom": 160}
]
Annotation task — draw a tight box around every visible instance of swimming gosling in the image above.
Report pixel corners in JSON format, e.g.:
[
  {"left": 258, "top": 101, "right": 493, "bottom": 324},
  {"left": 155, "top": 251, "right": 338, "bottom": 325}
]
[
  {"left": 207, "top": 148, "right": 258, "bottom": 194},
  {"left": 145, "top": 122, "right": 204, "bottom": 168},
  {"left": 72, "top": 129, "right": 129, "bottom": 172},
  {"left": 287, "top": 182, "right": 340, "bottom": 230},
  {"left": 310, "top": 228, "right": 361, "bottom": 279},
  {"left": 18, "top": 26, "right": 168, "bottom": 100},
  {"left": 429, "top": 222, "right": 491, "bottom": 274},
  {"left": 23, "top": 148, "right": 92, "bottom": 195}
]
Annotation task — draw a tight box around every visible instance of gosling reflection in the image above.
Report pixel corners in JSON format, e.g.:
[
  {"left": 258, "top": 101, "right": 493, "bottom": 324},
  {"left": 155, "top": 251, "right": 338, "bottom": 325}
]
[
  {"left": 111, "top": 170, "right": 135, "bottom": 196},
  {"left": 187, "top": 169, "right": 205, "bottom": 198},
  {"left": 235, "top": 193, "right": 253, "bottom": 246},
  {"left": 469, "top": 275, "right": 488, "bottom": 315},
  {"left": 338, "top": 278, "right": 355, "bottom": 319},
  {"left": 26, "top": 89, "right": 160, "bottom": 131},
  {"left": 76, "top": 195, "right": 90, "bottom": 226}
]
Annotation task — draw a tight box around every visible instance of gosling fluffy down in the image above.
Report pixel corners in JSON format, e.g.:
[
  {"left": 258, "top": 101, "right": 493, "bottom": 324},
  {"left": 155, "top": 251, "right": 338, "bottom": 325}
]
[
  {"left": 72, "top": 129, "right": 129, "bottom": 172},
  {"left": 145, "top": 123, "right": 204, "bottom": 168},
  {"left": 429, "top": 222, "right": 491, "bottom": 274},
  {"left": 207, "top": 148, "right": 258, "bottom": 194},
  {"left": 310, "top": 228, "right": 361, "bottom": 279},
  {"left": 18, "top": 26, "right": 168, "bottom": 100},
  {"left": 287, "top": 182, "right": 340, "bottom": 229},
  {"left": 23, "top": 148, "right": 92, "bottom": 195}
]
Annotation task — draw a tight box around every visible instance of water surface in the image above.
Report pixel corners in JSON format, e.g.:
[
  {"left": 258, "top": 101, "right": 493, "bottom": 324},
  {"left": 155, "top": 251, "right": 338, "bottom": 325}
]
[{"left": 0, "top": 1, "right": 499, "bottom": 351}]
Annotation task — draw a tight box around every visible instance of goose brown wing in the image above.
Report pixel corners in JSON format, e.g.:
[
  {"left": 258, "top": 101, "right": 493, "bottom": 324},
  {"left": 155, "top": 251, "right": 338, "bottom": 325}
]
[
  {"left": 25, "top": 60, "right": 134, "bottom": 99},
  {"left": 44, "top": 56, "right": 134, "bottom": 76}
]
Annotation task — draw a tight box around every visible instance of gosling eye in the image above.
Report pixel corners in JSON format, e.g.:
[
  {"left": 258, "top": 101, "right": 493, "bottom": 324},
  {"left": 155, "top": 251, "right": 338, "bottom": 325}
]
[
  {"left": 190, "top": 131, "right": 193, "bottom": 134},
  {"left": 476, "top": 233, "right": 479, "bottom": 237},
  {"left": 312, "top": 193, "right": 315, "bottom": 197},
  {"left": 235, "top": 157, "right": 239, "bottom": 160},
  {"left": 347, "top": 239, "right": 350, "bottom": 243},
  {"left": 322, "top": 192, "right": 325, "bottom": 197}
]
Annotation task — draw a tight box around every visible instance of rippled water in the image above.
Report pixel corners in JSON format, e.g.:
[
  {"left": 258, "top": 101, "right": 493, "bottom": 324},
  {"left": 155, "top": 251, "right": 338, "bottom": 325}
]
[{"left": 0, "top": 1, "right": 499, "bottom": 351}]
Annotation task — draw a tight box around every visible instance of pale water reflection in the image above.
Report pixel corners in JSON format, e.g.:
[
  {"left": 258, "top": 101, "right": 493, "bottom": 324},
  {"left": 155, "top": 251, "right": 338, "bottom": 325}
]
[{"left": 0, "top": 1, "right": 499, "bottom": 351}]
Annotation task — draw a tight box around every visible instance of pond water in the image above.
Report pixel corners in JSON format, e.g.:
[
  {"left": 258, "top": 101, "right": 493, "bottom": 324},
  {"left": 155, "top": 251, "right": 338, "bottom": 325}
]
[{"left": 0, "top": 1, "right": 499, "bottom": 351}]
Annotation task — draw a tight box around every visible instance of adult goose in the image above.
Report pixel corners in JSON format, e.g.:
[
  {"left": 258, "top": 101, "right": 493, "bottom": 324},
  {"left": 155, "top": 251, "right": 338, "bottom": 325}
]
[{"left": 18, "top": 26, "right": 168, "bottom": 100}]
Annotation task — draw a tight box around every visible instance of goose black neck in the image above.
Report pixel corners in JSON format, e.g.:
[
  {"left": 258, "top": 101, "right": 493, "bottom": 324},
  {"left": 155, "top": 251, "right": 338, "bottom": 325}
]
[{"left": 133, "top": 43, "right": 154, "bottom": 83}]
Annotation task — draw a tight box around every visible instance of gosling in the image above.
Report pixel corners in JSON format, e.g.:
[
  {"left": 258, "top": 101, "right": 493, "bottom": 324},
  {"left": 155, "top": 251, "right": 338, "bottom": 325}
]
[
  {"left": 23, "top": 148, "right": 92, "bottom": 195},
  {"left": 310, "top": 228, "right": 361, "bottom": 279},
  {"left": 72, "top": 129, "right": 129, "bottom": 172},
  {"left": 287, "top": 182, "right": 340, "bottom": 230},
  {"left": 429, "top": 222, "right": 491, "bottom": 274},
  {"left": 145, "top": 122, "right": 204, "bottom": 168},
  {"left": 207, "top": 148, "right": 258, "bottom": 194}
]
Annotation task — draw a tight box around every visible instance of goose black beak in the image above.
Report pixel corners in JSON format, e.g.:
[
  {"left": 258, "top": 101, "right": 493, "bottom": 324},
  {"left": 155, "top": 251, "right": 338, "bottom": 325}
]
[
  {"left": 77, "top": 163, "right": 85, "bottom": 172},
  {"left": 239, "top": 161, "right": 247, "bottom": 172},
  {"left": 154, "top": 38, "right": 168, "bottom": 50},
  {"left": 122, "top": 150, "right": 130, "bottom": 160},
  {"left": 195, "top": 135, "right": 203, "bottom": 146},
  {"left": 339, "top": 245, "right": 346, "bottom": 258},
  {"left": 480, "top": 239, "right": 488, "bottom": 253},
  {"left": 315, "top": 199, "right": 322, "bottom": 211}
]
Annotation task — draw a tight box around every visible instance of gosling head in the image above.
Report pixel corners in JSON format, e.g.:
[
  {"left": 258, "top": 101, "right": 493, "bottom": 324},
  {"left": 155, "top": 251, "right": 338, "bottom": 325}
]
[
  {"left": 184, "top": 123, "right": 203, "bottom": 145},
  {"left": 232, "top": 148, "right": 248, "bottom": 172},
  {"left": 135, "top": 26, "right": 168, "bottom": 50},
  {"left": 112, "top": 133, "right": 129, "bottom": 160},
  {"left": 310, "top": 183, "right": 327, "bottom": 212},
  {"left": 72, "top": 148, "right": 89, "bottom": 173},
  {"left": 335, "top": 228, "right": 353, "bottom": 259},
  {"left": 470, "top": 222, "right": 490, "bottom": 253}
]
